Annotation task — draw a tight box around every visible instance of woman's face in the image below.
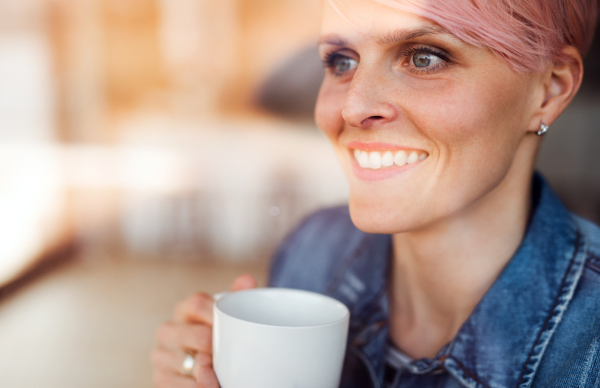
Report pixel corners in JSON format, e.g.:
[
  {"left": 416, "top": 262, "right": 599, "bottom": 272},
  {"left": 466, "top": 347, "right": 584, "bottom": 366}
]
[{"left": 315, "top": 0, "right": 543, "bottom": 233}]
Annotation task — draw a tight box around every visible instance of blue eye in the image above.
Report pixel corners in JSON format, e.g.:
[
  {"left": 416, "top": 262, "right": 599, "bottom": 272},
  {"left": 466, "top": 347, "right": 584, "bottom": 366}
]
[
  {"left": 404, "top": 46, "right": 450, "bottom": 73},
  {"left": 413, "top": 52, "right": 443, "bottom": 68},
  {"left": 333, "top": 56, "right": 358, "bottom": 72},
  {"left": 323, "top": 53, "right": 358, "bottom": 76}
]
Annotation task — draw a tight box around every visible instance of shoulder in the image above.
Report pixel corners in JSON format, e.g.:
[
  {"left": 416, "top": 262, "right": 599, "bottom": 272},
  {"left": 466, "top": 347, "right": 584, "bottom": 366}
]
[
  {"left": 572, "top": 215, "right": 600, "bottom": 302},
  {"left": 534, "top": 215, "right": 600, "bottom": 387},
  {"left": 574, "top": 215, "right": 600, "bottom": 268},
  {"left": 267, "top": 206, "right": 368, "bottom": 293}
]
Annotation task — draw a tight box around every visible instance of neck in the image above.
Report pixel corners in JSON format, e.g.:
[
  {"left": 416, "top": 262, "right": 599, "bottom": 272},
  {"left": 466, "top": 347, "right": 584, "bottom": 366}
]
[{"left": 388, "top": 138, "right": 538, "bottom": 359}]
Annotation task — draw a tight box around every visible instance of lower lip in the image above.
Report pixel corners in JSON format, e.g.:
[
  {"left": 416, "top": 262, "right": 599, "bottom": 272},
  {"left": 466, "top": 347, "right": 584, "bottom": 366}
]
[{"left": 351, "top": 158, "right": 423, "bottom": 181}]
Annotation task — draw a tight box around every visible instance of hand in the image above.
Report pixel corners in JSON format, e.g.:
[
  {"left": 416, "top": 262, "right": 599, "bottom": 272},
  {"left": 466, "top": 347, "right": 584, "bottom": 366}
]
[{"left": 152, "top": 275, "right": 258, "bottom": 387}]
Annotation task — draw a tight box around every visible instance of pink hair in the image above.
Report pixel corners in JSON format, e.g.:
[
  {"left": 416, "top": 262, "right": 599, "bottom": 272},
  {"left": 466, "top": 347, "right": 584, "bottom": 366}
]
[{"left": 367, "top": 0, "right": 599, "bottom": 72}]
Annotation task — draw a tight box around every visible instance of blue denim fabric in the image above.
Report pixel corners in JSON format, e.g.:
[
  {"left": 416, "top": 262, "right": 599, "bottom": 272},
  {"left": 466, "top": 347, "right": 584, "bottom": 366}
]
[{"left": 268, "top": 173, "right": 600, "bottom": 388}]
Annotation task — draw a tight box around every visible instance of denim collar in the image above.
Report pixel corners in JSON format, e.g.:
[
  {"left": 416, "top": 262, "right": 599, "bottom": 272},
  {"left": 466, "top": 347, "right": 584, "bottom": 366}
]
[{"left": 328, "top": 174, "right": 590, "bottom": 388}]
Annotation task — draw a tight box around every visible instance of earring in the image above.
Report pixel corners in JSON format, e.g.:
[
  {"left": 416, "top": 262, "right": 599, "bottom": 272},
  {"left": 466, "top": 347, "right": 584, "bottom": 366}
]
[{"left": 537, "top": 122, "right": 549, "bottom": 136}]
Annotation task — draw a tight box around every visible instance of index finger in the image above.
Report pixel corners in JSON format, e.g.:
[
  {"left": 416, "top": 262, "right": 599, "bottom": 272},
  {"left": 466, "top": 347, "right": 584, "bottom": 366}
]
[{"left": 173, "top": 292, "right": 214, "bottom": 324}]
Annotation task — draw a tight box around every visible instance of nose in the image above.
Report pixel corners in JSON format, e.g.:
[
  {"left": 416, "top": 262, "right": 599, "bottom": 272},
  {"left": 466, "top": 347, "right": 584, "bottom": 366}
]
[{"left": 341, "top": 65, "right": 398, "bottom": 129}]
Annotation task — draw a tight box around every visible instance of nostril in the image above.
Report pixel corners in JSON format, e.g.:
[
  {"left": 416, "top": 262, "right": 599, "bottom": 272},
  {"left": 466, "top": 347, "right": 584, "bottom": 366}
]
[{"left": 360, "top": 116, "right": 385, "bottom": 127}]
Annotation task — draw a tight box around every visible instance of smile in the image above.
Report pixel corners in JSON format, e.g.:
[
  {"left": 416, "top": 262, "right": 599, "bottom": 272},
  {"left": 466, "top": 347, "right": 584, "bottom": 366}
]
[{"left": 352, "top": 149, "right": 428, "bottom": 170}]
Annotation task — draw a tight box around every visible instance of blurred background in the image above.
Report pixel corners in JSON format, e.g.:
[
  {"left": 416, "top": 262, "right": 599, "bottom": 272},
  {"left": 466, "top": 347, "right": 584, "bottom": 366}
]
[{"left": 0, "top": 0, "right": 598, "bottom": 386}]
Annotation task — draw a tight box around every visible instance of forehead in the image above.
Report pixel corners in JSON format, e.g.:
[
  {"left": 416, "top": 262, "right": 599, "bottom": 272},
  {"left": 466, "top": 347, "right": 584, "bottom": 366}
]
[{"left": 320, "top": 0, "right": 435, "bottom": 39}]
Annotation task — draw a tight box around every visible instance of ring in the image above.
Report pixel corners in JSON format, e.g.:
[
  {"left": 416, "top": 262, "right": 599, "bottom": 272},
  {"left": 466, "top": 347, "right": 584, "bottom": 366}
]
[{"left": 182, "top": 352, "right": 195, "bottom": 377}]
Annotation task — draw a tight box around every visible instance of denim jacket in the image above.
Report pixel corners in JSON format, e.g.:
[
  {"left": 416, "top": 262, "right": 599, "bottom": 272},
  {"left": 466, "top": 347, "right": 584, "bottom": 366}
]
[{"left": 268, "top": 174, "right": 600, "bottom": 388}]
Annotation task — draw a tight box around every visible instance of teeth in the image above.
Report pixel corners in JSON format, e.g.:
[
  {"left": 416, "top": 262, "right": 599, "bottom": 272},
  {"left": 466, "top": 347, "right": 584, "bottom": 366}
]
[
  {"left": 358, "top": 151, "right": 370, "bottom": 168},
  {"left": 354, "top": 149, "right": 428, "bottom": 169},
  {"left": 368, "top": 152, "right": 381, "bottom": 169},
  {"left": 381, "top": 151, "right": 394, "bottom": 167},
  {"left": 394, "top": 150, "right": 407, "bottom": 166},
  {"left": 407, "top": 151, "right": 419, "bottom": 164}
]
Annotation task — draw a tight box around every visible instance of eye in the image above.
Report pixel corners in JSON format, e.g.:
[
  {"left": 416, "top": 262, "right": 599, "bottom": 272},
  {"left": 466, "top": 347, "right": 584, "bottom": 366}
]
[
  {"left": 323, "top": 53, "right": 358, "bottom": 76},
  {"left": 404, "top": 46, "right": 450, "bottom": 73},
  {"left": 334, "top": 56, "right": 358, "bottom": 72},
  {"left": 413, "top": 52, "right": 443, "bottom": 68}
]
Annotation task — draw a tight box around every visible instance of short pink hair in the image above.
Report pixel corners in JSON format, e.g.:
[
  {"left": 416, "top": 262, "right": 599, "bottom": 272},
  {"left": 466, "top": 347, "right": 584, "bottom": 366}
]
[{"left": 372, "top": 0, "right": 599, "bottom": 72}]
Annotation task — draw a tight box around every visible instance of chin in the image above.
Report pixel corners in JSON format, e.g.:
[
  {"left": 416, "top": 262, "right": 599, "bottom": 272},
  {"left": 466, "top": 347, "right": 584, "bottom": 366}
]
[{"left": 347, "top": 196, "right": 418, "bottom": 234}]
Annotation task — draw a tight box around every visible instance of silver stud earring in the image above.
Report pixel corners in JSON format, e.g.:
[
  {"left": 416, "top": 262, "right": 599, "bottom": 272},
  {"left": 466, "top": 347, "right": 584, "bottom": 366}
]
[{"left": 537, "top": 122, "right": 549, "bottom": 136}]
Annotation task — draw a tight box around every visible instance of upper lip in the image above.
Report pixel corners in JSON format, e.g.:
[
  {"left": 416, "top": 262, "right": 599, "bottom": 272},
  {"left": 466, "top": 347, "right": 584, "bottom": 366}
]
[{"left": 346, "top": 141, "right": 424, "bottom": 152}]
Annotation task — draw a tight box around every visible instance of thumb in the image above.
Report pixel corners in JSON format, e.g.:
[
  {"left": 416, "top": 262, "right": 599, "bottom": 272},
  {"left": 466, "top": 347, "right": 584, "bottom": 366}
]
[
  {"left": 197, "top": 366, "right": 220, "bottom": 388},
  {"left": 231, "top": 274, "right": 258, "bottom": 292}
]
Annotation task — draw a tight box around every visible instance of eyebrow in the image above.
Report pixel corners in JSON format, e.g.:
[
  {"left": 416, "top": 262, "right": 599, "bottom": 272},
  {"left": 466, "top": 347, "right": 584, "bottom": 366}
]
[
  {"left": 318, "top": 26, "right": 452, "bottom": 47},
  {"left": 376, "top": 26, "right": 450, "bottom": 45}
]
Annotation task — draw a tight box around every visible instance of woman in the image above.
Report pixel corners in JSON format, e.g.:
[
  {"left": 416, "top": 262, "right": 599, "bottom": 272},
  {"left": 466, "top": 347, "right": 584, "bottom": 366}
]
[{"left": 152, "top": 0, "right": 600, "bottom": 387}]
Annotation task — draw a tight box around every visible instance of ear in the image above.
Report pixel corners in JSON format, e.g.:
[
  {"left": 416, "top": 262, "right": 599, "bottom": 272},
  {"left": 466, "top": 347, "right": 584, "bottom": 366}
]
[{"left": 527, "top": 46, "right": 583, "bottom": 134}]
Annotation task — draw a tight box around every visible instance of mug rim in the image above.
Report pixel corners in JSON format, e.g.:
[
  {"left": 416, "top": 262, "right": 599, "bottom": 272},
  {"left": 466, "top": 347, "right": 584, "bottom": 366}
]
[{"left": 214, "top": 287, "right": 350, "bottom": 329}]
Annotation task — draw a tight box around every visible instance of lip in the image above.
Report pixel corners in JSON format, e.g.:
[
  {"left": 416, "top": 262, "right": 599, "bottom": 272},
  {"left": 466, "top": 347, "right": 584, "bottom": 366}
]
[{"left": 346, "top": 141, "right": 418, "bottom": 152}]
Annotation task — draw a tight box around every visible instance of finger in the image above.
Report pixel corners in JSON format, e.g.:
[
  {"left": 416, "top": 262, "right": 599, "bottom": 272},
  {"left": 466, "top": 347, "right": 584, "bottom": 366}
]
[
  {"left": 231, "top": 274, "right": 258, "bottom": 291},
  {"left": 153, "top": 369, "right": 198, "bottom": 388},
  {"left": 151, "top": 347, "right": 212, "bottom": 379},
  {"left": 156, "top": 322, "right": 212, "bottom": 353},
  {"left": 197, "top": 366, "right": 220, "bottom": 388},
  {"left": 174, "top": 293, "right": 214, "bottom": 324}
]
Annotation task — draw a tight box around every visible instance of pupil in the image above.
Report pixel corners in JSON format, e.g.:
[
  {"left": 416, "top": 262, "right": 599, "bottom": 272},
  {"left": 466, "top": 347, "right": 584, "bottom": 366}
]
[{"left": 414, "top": 53, "right": 431, "bottom": 67}]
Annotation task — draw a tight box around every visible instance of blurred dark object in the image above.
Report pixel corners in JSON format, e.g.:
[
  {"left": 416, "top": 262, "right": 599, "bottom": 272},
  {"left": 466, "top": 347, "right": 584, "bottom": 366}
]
[
  {"left": 581, "top": 22, "right": 600, "bottom": 94},
  {"left": 0, "top": 242, "right": 77, "bottom": 301},
  {"left": 254, "top": 45, "right": 324, "bottom": 121},
  {"left": 537, "top": 94, "right": 600, "bottom": 225}
]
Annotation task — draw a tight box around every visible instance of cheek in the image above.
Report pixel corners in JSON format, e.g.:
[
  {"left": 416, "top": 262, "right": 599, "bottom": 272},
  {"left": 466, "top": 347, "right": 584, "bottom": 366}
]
[
  {"left": 404, "top": 72, "right": 530, "bottom": 152},
  {"left": 315, "top": 81, "right": 348, "bottom": 140}
]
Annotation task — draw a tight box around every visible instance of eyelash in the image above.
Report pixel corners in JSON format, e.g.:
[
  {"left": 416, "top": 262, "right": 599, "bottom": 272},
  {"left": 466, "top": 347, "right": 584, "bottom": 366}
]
[
  {"left": 322, "top": 52, "right": 348, "bottom": 75},
  {"left": 402, "top": 46, "right": 450, "bottom": 74},
  {"left": 322, "top": 45, "right": 450, "bottom": 76}
]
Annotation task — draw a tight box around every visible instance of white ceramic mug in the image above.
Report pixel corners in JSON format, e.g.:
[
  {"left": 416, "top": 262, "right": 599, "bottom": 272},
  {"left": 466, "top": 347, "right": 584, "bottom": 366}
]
[{"left": 212, "top": 288, "right": 350, "bottom": 388}]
